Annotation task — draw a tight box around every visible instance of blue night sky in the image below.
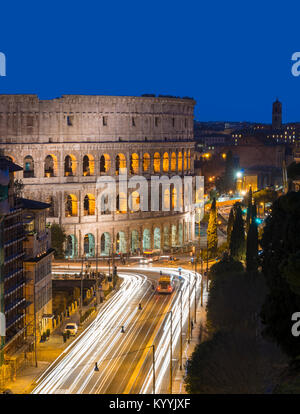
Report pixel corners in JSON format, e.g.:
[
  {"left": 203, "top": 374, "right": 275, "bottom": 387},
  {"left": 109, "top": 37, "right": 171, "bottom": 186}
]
[{"left": 0, "top": 0, "right": 300, "bottom": 123}]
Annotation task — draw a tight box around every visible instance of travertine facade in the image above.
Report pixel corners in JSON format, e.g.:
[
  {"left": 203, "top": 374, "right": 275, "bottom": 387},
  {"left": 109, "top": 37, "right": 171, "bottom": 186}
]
[{"left": 0, "top": 94, "right": 196, "bottom": 257}]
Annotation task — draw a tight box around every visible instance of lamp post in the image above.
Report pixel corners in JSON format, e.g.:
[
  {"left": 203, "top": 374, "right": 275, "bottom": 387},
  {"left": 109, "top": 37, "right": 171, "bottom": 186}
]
[
  {"left": 179, "top": 289, "right": 183, "bottom": 370},
  {"left": 167, "top": 310, "right": 173, "bottom": 394},
  {"left": 200, "top": 249, "right": 203, "bottom": 307},
  {"left": 80, "top": 255, "right": 84, "bottom": 319},
  {"left": 188, "top": 274, "right": 191, "bottom": 344}
]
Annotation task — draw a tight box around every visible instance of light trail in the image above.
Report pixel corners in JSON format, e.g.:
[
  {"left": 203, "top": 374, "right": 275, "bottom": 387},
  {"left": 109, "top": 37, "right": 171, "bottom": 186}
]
[{"left": 32, "top": 272, "right": 148, "bottom": 394}]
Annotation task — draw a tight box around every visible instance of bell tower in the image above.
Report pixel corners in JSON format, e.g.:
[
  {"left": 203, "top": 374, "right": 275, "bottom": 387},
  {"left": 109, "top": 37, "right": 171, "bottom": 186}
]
[{"left": 272, "top": 99, "right": 282, "bottom": 129}]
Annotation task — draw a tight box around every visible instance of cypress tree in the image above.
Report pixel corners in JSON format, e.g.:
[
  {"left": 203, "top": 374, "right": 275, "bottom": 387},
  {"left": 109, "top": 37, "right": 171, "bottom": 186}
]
[
  {"left": 246, "top": 220, "right": 258, "bottom": 272},
  {"left": 207, "top": 198, "right": 218, "bottom": 255},
  {"left": 224, "top": 150, "right": 235, "bottom": 192},
  {"left": 229, "top": 204, "right": 245, "bottom": 260},
  {"left": 227, "top": 207, "right": 235, "bottom": 246}
]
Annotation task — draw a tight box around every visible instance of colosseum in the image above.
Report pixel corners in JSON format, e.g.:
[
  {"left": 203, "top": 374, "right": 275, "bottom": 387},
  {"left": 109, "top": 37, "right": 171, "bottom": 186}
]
[{"left": 0, "top": 94, "right": 197, "bottom": 258}]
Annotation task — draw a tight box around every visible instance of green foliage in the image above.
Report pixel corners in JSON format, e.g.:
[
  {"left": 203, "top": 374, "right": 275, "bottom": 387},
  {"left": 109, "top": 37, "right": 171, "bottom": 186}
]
[
  {"left": 51, "top": 223, "right": 66, "bottom": 259},
  {"left": 246, "top": 186, "right": 253, "bottom": 233},
  {"left": 209, "top": 253, "right": 243, "bottom": 280},
  {"left": 223, "top": 150, "right": 236, "bottom": 192},
  {"left": 253, "top": 188, "right": 277, "bottom": 205},
  {"left": 260, "top": 191, "right": 300, "bottom": 357},
  {"left": 246, "top": 221, "right": 258, "bottom": 272},
  {"left": 207, "top": 198, "right": 218, "bottom": 254},
  {"left": 229, "top": 204, "right": 245, "bottom": 260}
]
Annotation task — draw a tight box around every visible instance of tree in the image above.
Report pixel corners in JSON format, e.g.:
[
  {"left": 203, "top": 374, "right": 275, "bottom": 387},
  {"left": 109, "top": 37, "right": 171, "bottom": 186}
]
[
  {"left": 51, "top": 223, "right": 66, "bottom": 259},
  {"left": 227, "top": 207, "right": 235, "bottom": 246},
  {"left": 246, "top": 220, "right": 258, "bottom": 272},
  {"left": 260, "top": 192, "right": 300, "bottom": 358},
  {"left": 207, "top": 198, "right": 218, "bottom": 254},
  {"left": 209, "top": 252, "right": 243, "bottom": 281},
  {"left": 229, "top": 203, "right": 245, "bottom": 260}
]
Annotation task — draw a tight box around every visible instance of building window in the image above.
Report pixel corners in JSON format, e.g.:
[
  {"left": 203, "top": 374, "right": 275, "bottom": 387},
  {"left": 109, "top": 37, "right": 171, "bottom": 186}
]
[
  {"left": 132, "top": 117, "right": 136, "bottom": 127},
  {"left": 103, "top": 116, "right": 108, "bottom": 126},
  {"left": 67, "top": 115, "right": 73, "bottom": 126},
  {"left": 155, "top": 117, "right": 159, "bottom": 127}
]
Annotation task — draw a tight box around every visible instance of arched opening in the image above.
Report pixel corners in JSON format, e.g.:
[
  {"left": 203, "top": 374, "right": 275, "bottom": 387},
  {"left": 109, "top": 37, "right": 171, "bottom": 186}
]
[
  {"left": 100, "top": 154, "right": 111, "bottom": 173},
  {"left": 164, "top": 226, "right": 169, "bottom": 248},
  {"left": 100, "top": 232, "right": 111, "bottom": 256},
  {"left": 184, "top": 151, "right": 187, "bottom": 171},
  {"left": 153, "top": 152, "right": 161, "bottom": 173},
  {"left": 171, "top": 152, "right": 176, "bottom": 172},
  {"left": 100, "top": 194, "right": 111, "bottom": 214},
  {"left": 65, "top": 194, "right": 78, "bottom": 217},
  {"left": 116, "top": 153, "right": 126, "bottom": 175},
  {"left": 178, "top": 223, "right": 183, "bottom": 246},
  {"left": 143, "top": 153, "right": 150, "bottom": 172},
  {"left": 83, "top": 154, "right": 95, "bottom": 176},
  {"left": 130, "top": 153, "right": 139, "bottom": 174},
  {"left": 64, "top": 154, "right": 77, "bottom": 176},
  {"left": 116, "top": 192, "right": 127, "bottom": 213},
  {"left": 65, "top": 235, "right": 78, "bottom": 258},
  {"left": 131, "top": 230, "right": 139, "bottom": 253},
  {"left": 23, "top": 156, "right": 34, "bottom": 178},
  {"left": 188, "top": 150, "right": 191, "bottom": 170},
  {"left": 44, "top": 154, "right": 57, "bottom": 177},
  {"left": 154, "top": 227, "right": 161, "bottom": 250},
  {"left": 164, "top": 188, "right": 170, "bottom": 210},
  {"left": 171, "top": 224, "right": 177, "bottom": 247},
  {"left": 84, "top": 194, "right": 95, "bottom": 216},
  {"left": 116, "top": 231, "right": 126, "bottom": 253},
  {"left": 171, "top": 187, "right": 177, "bottom": 210},
  {"left": 178, "top": 152, "right": 182, "bottom": 172},
  {"left": 130, "top": 191, "right": 140, "bottom": 212},
  {"left": 143, "top": 228, "right": 151, "bottom": 250},
  {"left": 163, "top": 152, "right": 169, "bottom": 172},
  {"left": 84, "top": 234, "right": 95, "bottom": 257}
]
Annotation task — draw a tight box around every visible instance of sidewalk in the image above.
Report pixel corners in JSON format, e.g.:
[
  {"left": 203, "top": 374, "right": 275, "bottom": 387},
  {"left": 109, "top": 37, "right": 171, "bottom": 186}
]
[
  {"left": 172, "top": 291, "right": 208, "bottom": 394},
  {"left": 2, "top": 298, "right": 106, "bottom": 394}
]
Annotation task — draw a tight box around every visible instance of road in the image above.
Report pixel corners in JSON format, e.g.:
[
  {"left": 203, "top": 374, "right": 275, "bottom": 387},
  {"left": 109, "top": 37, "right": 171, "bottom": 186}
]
[{"left": 32, "top": 265, "right": 201, "bottom": 394}]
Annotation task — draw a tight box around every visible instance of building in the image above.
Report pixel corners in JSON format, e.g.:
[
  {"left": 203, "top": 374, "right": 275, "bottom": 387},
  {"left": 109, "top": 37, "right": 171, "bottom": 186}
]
[
  {"left": 0, "top": 94, "right": 197, "bottom": 258},
  {"left": 21, "top": 198, "right": 54, "bottom": 342},
  {"left": 0, "top": 156, "right": 27, "bottom": 383},
  {"left": 272, "top": 99, "right": 282, "bottom": 130}
]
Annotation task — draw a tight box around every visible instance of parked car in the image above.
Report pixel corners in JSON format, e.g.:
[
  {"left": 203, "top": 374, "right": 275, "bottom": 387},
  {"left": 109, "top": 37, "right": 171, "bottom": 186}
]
[{"left": 64, "top": 322, "right": 78, "bottom": 336}]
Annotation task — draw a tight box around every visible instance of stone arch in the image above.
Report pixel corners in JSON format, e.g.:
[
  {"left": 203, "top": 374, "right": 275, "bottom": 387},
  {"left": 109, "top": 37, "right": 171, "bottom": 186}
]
[
  {"left": 129, "top": 190, "right": 140, "bottom": 212},
  {"left": 184, "top": 151, "right": 187, "bottom": 171},
  {"left": 143, "top": 228, "right": 151, "bottom": 250},
  {"left": 44, "top": 154, "right": 57, "bottom": 177},
  {"left": 163, "top": 188, "right": 170, "bottom": 210},
  {"left": 171, "top": 152, "right": 176, "bottom": 172},
  {"left": 84, "top": 194, "right": 95, "bottom": 215},
  {"left": 130, "top": 153, "right": 139, "bottom": 174},
  {"left": 116, "top": 192, "right": 127, "bottom": 213},
  {"left": 64, "top": 154, "right": 77, "bottom": 176},
  {"left": 100, "top": 194, "right": 111, "bottom": 214},
  {"left": 23, "top": 155, "right": 34, "bottom": 178},
  {"left": 171, "top": 224, "right": 177, "bottom": 247},
  {"left": 65, "top": 234, "right": 78, "bottom": 258},
  {"left": 143, "top": 153, "right": 150, "bottom": 172},
  {"left": 163, "top": 152, "right": 169, "bottom": 172},
  {"left": 178, "top": 223, "right": 183, "bottom": 246},
  {"left": 100, "top": 154, "right": 111, "bottom": 173},
  {"left": 116, "top": 153, "right": 126, "bottom": 175},
  {"left": 100, "top": 232, "right": 111, "bottom": 255},
  {"left": 65, "top": 194, "right": 78, "bottom": 217},
  {"left": 153, "top": 152, "right": 161, "bottom": 173},
  {"left": 45, "top": 195, "right": 55, "bottom": 217},
  {"left": 116, "top": 231, "right": 127, "bottom": 253},
  {"left": 83, "top": 154, "right": 95, "bottom": 176},
  {"left": 84, "top": 233, "right": 95, "bottom": 257},
  {"left": 178, "top": 151, "right": 182, "bottom": 172},
  {"left": 164, "top": 226, "right": 169, "bottom": 248},
  {"left": 131, "top": 230, "right": 139, "bottom": 253},
  {"left": 154, "top": 227, "right": 161, "bottom": 250}
]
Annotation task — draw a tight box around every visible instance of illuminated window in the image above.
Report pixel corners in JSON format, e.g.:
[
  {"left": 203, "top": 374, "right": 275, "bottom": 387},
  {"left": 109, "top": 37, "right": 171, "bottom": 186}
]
[
  {"left": 143, "top": 153, "right": 150, "bottom": 172},
  {"left": 153, "top": 152, "right": 161, "bottom": 173},
  {"left": 178, "top": 152, "right": 182, "bottom": 171},
  {"left": 130, "top": 153, "right": 139, "bottom": 174},
  {"left": 83, "top": 154, "right": 95, "bottom": 176},
  {"left": 171, "top": 152, "right": 176, "bottom": 171},
  {"left": 84, "top": 194, "right": 95, "bottom": 216},
  {"left": 65, "top": 194, "right": 78, "bottom": 217},
  {"left": 163, "top": 152, "right": 169, "bottom": 172}
]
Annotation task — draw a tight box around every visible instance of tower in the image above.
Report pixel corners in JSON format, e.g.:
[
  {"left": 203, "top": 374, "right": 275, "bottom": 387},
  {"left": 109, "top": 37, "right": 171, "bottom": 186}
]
[{"left": 272, "top": 99, "right": 282, "bottom": 129}]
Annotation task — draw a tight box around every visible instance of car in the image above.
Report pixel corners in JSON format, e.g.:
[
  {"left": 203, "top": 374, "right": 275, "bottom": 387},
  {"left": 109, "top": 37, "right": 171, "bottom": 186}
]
[{"left": 64, "top": 323, "right": 78, "bottom": 336}]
